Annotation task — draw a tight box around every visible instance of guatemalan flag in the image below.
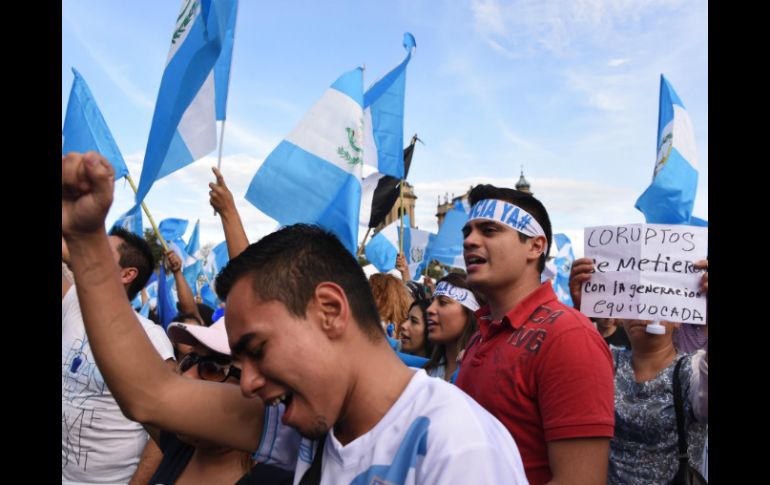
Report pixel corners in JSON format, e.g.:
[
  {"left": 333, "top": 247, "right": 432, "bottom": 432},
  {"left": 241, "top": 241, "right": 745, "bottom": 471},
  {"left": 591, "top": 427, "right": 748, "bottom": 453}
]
[
  {"left": 362, "top": 33, "right": 416, "bottom": 180},
  {"left": 205, "top": 240, "right": 230, "bottom": 280},
  {"left": 110, "top": 204, "right": 144, "bottom": 237},
  {"left": 62, "top": 68, "right": 130, "bottom": 180},
  {"left": 551, "top": 233, "right": 575, "bottom": 306},
  {"left": 635, "top": 75, "right": 701, "bottom": 225},
  {"left": 425, "top": 199, "right": 468, "bottom": 271},
  {"left": 185, "top": 219, "right": 201, "bottom": 259},
  {"left": 245, "top": 68, "right": 365, "bottom": 254},
  {"left": 365, "top": 215, "right": 433, "bottom": 278},
  {"left": 403, "top": 222, "right": 435, "bottom": 279},
  {"left": 133, "top": 0, "right": 237, "bottom": 209}
]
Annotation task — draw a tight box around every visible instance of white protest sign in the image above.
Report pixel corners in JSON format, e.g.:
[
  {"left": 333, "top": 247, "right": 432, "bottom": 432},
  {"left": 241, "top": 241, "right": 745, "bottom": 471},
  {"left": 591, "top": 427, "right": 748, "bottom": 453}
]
[{"left": 581, "top": 224, "right": 707, "bottom": 324}]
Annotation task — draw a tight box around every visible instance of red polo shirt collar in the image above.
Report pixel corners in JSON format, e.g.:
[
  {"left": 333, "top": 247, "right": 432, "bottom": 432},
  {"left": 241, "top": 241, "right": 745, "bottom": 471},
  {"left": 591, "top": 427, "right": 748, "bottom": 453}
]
[{"left": 474, "top": 282, "right": 558, "bottom": 338}]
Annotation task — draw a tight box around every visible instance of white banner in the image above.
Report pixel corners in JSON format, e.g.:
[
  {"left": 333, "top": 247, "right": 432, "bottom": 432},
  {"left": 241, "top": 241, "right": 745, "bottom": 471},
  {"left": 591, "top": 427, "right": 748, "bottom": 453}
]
[{"left": 581, "top": 223, "right": 707, "bottom": 324}]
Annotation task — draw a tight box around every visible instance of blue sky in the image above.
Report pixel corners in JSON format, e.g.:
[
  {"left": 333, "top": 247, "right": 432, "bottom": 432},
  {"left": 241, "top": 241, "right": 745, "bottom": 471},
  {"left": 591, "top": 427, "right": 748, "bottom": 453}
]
[{"left": 62, "top": 0, "right": 708, "bottom": 257}]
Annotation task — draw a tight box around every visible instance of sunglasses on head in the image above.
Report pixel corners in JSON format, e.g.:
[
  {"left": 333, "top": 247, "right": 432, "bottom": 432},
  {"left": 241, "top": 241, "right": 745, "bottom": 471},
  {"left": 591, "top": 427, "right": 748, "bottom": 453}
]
[{"left": 178, "top": 352, "right": 241, "bottom": 383}]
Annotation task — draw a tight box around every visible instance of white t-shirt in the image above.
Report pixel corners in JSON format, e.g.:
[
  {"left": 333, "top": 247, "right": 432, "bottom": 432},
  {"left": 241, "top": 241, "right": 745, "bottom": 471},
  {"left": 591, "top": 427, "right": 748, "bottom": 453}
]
[
  {"left": 292, "top": 369, "right": 528, "bottom": 484},
  {"left": 254, "top": 402, "right": 303, "bottom": 470},
  {"left": 62, "top": 286, "right": 175, "bottom": 485}
]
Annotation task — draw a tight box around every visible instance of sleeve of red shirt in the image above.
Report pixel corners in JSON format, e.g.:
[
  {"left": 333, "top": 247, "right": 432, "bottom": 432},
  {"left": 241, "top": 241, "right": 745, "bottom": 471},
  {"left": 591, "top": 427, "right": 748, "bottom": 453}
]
[{"left": 536, "top": 318, "right": 615, "bottom": 442}]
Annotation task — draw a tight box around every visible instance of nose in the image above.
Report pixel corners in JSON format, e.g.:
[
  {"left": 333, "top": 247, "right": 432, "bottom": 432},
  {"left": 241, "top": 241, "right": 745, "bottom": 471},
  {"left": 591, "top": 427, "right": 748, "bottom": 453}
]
[
  {"left": 463, "top": 226, "right": 480, "bottom": 251},
  {"left": 239, "top": 361, "right": 266, "bottom": 398},
  {"left": 427, "top": 299, "right": 439, "bottom": 318}
]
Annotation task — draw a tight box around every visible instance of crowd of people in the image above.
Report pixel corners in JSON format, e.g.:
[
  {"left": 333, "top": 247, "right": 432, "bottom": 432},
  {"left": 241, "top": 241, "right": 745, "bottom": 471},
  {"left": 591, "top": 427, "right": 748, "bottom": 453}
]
[{"left": 62, "top": 150, "right": 708, "bottom": 484}]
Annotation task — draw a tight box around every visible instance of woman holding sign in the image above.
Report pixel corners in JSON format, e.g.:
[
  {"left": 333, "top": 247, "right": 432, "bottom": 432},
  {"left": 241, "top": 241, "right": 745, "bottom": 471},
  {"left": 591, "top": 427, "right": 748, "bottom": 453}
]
[{"left": 570, "top": 259, "right": 708, "bottom": 485}]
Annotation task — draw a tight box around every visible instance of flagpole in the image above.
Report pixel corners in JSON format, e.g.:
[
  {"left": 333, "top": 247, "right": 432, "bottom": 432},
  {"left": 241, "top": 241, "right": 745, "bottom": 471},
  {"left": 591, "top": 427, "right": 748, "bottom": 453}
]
[
  {"left": 216, "top": 120, "right": 226, "bottom": 171},
  {"left": 213, "top": 0, "right": 239, "bottom": 214},
  {"left": 398, "top": 135, "right": 419, "bottom": 255},
  {"left": 125, "top": 175, "right": 169, "bottom": 252},
  {"left": 398, "top": 180, "right": 405, "bottom": 254},
  {"left": 357, "top": 227, "right": 372, "bottom": 259},
  {"left": 360, "top": 62, "right": 369, "bottom": 258},
  {"left": 213, "top": 119, "right": 227, "bottom": 215}
]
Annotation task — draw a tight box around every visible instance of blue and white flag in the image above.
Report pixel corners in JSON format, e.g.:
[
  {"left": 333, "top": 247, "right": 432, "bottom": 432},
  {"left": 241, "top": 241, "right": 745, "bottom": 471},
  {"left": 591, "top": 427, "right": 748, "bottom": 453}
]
[
  {"left": 139, "top": 299, "right": 151, "bottom": 318},
  {"left": 402, "top": 221, "right": 435, "bottom": 279},
  {"left": 170, "top": 240, "right": 197, "bottom": 268},
  {"left": 157, "top": 265, "right": 176, "bottom": 330},
  {"left": 130, "top": 293, "right": 142, "bottom": 311},
  {"left": 62, "top": 68, "right": 129, "bottom": 179},
  {"left": 110, "top": 204, "right": 144, "bottom": 237},
  {"left": 185, "top": 219, "right": 201, "bottom": 258},
  {"left": 214, "top": 0, "right": 238, "bottom": 120},
  {"left": 183, "top": 259, "right": 204, "bottom": 294},
  {"left": 212, "top": 240, "right": 230, "bottom": 271},
  {"left": 362, "top": 33, "right": 416, "bottom": 179},
  {"left": 144, "top": 276, "right": 158, "bottom": 310},
  {"left": 635, "top": 75, "right": 700, "bottom": 224},
  {"left": 551, "top": 233, "right": 575, "bottom": 306},
  {"left": 133, "top": 0, "right": 237, "bottom": 208},
  {"left": 365, "top": 215, "right": 433, "bottom": 278},
  {"left": 200, "top": 283, "right": 220, "bottom": 310},
  {"left": 425, "top": 199, "right": 467, "bottom": 270},
  {"left": 204, "top": 240, "right": 230, "bottom": 280},
  {"left": 364, "top": 231, "right": 399, "bottom": 273},
  {"left": 245, "top": 68, "right": 365, "bottom": 254},
  {"left": 159, "top": 218, "right": 189, "bottom": 242}
]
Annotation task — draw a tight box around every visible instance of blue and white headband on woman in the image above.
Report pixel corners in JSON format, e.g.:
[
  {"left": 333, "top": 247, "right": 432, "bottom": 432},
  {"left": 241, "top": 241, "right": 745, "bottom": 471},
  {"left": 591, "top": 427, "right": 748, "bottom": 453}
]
[
  {"left": 433, "top": 281, "right": 480, "bottom": 312},
  {"left": 468, "top": 199, "right": 548, "bottom": 254}
]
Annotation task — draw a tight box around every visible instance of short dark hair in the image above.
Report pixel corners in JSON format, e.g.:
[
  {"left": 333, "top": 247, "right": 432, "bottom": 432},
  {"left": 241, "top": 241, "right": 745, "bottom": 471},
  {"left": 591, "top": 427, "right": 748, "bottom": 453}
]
[
  {"left": 109, "top": 227, "right": 155, "bottom": 300},
  {"left": 467, "top": 184, "right": 552, "bottom": 273},
  {"left": 197, "top": 303, "right": 215, "bottom": 326},
  {"left": 215, "top": 224, "right": 383, "bottom": 341}
]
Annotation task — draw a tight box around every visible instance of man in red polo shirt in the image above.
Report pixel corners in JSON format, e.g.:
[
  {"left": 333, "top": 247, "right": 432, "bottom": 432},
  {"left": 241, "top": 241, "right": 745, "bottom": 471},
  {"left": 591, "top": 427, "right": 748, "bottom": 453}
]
[{"left": 455, "top": 184, "right": 615, "bottom": 485}]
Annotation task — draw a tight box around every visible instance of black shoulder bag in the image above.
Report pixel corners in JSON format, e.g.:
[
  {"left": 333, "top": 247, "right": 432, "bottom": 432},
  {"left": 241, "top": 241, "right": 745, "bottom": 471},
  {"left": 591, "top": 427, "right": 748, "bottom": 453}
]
[{"left": 671, "top": 357, "right": 707, "bottom": 485}]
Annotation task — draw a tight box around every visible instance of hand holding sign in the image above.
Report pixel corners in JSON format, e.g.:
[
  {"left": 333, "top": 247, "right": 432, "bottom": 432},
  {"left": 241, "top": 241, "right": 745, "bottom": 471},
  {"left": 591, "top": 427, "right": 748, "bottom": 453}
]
[
  {"left": 695, "top": 259, "right": 708, "bottom": 294},
  {"left": 568, "top": 258, "right": 594, "bottom": 310}
]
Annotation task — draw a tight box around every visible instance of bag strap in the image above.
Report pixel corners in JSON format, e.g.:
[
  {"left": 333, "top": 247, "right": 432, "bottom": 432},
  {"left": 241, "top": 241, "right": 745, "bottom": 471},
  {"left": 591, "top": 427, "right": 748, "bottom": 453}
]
[
  {"left": 298, "top": 436, "right": 326, "bottom": 485},
  {"left": 672, "top": 356, "right": 689, "bottom": 464}
]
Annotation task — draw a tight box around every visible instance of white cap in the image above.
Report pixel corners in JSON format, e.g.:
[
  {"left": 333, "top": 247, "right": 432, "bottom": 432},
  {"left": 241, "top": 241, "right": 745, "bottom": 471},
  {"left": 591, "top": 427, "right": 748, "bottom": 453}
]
[
  {"left": 645, "top": 321, "right": 667, "bottom": 335},
  {"left": 167, "top": 318, "right": 230, "bottom": 355}
]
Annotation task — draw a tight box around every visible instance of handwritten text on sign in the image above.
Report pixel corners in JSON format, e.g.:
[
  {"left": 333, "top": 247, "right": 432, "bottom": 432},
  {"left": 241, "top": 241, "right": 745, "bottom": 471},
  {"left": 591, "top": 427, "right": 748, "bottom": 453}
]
[{"left": 582, "top": 224, "right": 707, "bottom": 324}]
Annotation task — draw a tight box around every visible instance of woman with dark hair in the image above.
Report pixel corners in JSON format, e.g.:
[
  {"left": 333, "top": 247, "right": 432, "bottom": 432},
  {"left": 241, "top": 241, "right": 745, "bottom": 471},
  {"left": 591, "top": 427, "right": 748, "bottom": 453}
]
[
  {"left": 147, "top": 319, "right": 297, "bottom": 485},
  {"left": 399, "top": 296, "right": 435, "bottom": 359},
  {"left": 570, "top": 258, "right": 709, "bottom": 484},
  {"left": 424, "top": 273, "right": 479, "bottom": 383}
]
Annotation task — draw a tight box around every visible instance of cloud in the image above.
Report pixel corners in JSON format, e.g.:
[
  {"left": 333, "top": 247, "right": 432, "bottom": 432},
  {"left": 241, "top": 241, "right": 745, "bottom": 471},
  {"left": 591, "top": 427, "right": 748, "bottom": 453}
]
[
  {"left": 608, "top": 58, "right": 630, "bottom": 67},
  {"left": 62, "top": 12, "right": 155, "bottom": 109},
  {"left": 224, "top": 120, "right": 282, "bottom": 158},
  {"left": 410, "top": 175, "right": 643, "bottom": 237},
  {"left": 107, "top": 153, "right": 277, "bottom": 247},
  {"left": 469, "top": 0, "right": 693, "bottom": 58},
  {"left": 470, "top": 0, "right": 507, "bottom": 36}
]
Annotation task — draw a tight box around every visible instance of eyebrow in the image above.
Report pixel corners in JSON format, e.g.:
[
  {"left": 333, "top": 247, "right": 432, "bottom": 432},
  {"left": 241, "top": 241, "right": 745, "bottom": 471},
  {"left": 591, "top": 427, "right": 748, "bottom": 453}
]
[
  {"left": 463, "top": 220, "right": 505, "bottom": 233},
  {"left": 230, "top": 332, "right": 258, "bottom": 357}
]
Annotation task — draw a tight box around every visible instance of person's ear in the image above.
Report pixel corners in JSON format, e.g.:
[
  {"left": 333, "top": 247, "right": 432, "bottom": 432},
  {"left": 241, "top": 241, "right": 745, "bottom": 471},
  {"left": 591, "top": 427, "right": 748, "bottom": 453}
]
[
  {"left": 119, "top": 267, "right": 139, "bottom": 287},
  {"left": 527, "top": 235, "right": 547, "bottom": 262},
  {"left": 309, "top": 282, "right": 350, "bottom": 339}
]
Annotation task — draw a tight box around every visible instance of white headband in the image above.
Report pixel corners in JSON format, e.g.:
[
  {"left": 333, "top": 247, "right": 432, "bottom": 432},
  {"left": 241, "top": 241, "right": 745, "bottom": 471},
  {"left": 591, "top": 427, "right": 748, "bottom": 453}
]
[
  {"left": 433, "top": 281, "right": 480, "bottom": 312},
  {"left": 468, "top": 199, "right": 548, "bottom": 254}
]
